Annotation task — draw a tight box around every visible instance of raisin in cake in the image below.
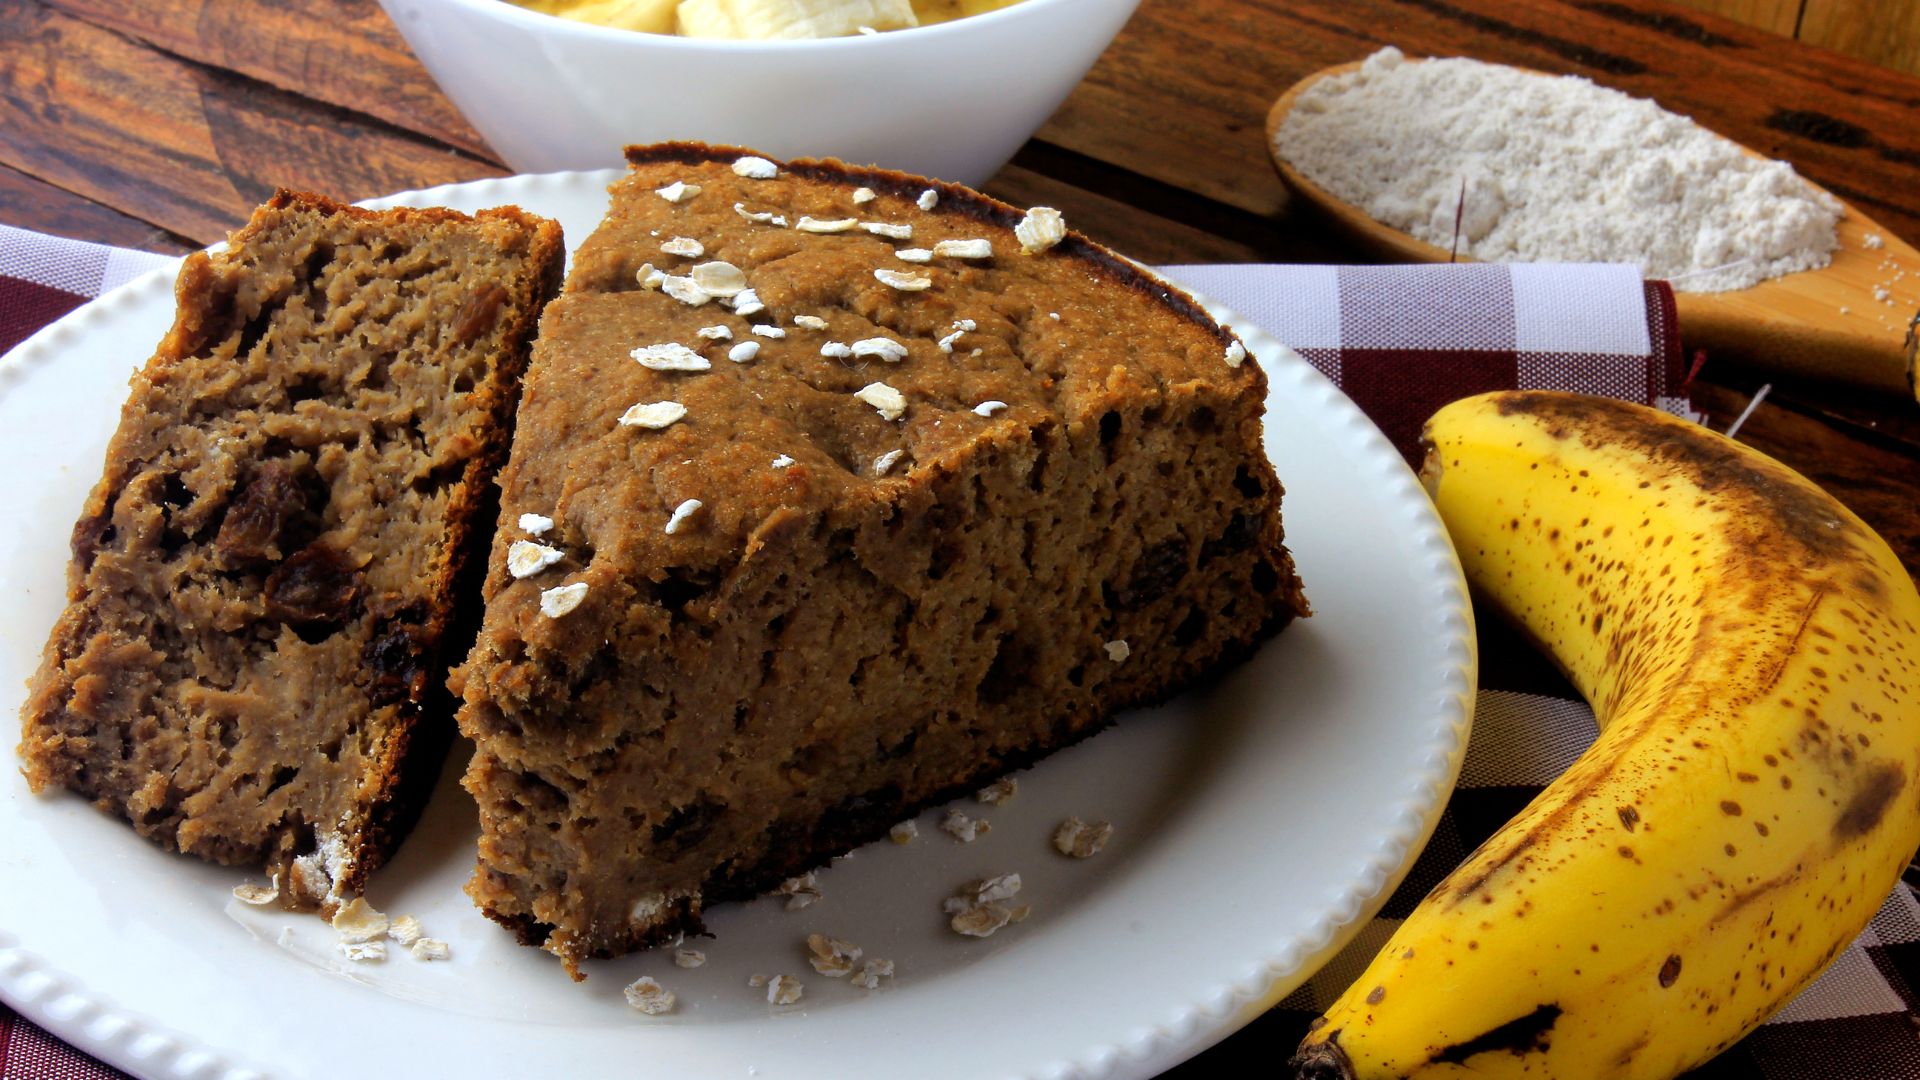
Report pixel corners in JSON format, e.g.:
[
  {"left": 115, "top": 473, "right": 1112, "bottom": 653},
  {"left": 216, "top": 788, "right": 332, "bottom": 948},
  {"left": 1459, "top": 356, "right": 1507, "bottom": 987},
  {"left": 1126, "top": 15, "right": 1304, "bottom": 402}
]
[
  {"left": 19, "top": 190, "right": 564, "bottom": 909},
  {"left": 454, "top": 144, "right": 1308, "bottom": 974}
]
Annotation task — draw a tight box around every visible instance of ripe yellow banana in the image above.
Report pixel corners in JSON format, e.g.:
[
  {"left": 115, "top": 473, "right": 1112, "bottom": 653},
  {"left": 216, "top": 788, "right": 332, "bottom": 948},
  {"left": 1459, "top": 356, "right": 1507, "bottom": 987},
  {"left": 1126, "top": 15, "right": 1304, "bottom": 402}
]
[
  {"left": 676, "top": 0, "right": 918, "bottom": 38},
  {"left": 1293, "top": 391, "right": 1920, "bottom": 1079}
]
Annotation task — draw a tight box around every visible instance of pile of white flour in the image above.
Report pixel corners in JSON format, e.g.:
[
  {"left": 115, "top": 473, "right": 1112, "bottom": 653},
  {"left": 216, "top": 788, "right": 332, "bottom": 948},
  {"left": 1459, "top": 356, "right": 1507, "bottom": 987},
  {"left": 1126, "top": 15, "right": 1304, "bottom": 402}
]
[{"left": 1273, "top": 47, "right": 1843, "bottom": 292}]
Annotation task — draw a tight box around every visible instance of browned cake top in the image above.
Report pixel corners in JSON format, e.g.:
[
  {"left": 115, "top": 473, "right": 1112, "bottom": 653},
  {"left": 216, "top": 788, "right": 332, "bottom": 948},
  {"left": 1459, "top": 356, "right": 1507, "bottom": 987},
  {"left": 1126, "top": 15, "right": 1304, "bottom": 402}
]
[{"left": 479, "top": 146, "right": 1266, "bottom": 662}]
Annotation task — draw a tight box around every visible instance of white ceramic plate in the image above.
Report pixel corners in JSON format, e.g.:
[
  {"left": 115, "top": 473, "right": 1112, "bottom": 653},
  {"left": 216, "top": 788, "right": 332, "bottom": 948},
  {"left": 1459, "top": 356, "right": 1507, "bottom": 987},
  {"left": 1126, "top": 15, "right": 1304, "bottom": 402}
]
[{"left": 0, "top": 172, "right": 1474, "bottom": 1080}]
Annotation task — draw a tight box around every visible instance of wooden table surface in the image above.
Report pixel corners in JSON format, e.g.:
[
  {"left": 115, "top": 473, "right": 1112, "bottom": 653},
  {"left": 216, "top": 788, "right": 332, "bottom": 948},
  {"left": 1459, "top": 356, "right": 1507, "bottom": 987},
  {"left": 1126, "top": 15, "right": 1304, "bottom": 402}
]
[{"left": 2, "top": 0, "right": 1918, "bottom": 1074}]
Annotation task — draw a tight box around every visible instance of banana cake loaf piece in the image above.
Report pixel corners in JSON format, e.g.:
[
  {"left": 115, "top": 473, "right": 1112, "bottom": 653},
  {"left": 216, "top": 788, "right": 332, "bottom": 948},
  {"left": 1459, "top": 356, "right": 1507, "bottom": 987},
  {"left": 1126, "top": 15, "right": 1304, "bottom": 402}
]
[
  {"left": 19, "top": 191, "right": 564, "bottom": 909},
  {"left": 454, "top": 144, "right": 1308, "bottom": 974}
]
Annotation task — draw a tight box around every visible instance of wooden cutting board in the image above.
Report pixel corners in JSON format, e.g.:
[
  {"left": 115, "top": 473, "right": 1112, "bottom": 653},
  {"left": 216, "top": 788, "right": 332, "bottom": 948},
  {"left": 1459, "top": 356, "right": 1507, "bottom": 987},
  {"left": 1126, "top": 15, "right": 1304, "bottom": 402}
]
[{"left": 1266, "top": 60, "right": 1920, "bottom": 402}]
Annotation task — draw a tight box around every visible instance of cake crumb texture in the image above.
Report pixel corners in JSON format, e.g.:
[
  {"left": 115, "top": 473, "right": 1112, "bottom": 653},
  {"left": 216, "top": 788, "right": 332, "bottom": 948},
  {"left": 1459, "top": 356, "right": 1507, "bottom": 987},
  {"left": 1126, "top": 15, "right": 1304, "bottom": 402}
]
[
  {"left": 456, "top": 143, "right": 1307, "bottom": 975},
  {"left": 18, "top": 190, "right": 564, "bottom": 905}
]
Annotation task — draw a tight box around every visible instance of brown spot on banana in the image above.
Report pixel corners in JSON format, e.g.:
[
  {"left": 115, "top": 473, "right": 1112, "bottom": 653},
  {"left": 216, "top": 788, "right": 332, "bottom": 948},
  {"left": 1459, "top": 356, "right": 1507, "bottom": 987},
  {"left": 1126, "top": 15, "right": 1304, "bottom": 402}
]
[
  {"left": 1659, "top": 954, "right": 1682, "bottom": 987},
  {"left": 1288, "top": 1029, "right": 1354, "bottom": 1080},
  {"left": 1428, "top": 1003, "right": 1562, "bottom": 1065},
  {"left": 1834, "top": 762, "right": 1905, "bottom": 841},
  {"left": 1488, "top": 392, "right": 1868, "bottom": 562}
]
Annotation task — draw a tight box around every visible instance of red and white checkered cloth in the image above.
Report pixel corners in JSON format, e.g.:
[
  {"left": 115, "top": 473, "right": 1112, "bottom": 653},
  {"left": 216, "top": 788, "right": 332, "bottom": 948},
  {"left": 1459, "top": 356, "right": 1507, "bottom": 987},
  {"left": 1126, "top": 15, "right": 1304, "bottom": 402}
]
[{"left": 2, "top": 227, "right": 1911, "bottom": 1079}]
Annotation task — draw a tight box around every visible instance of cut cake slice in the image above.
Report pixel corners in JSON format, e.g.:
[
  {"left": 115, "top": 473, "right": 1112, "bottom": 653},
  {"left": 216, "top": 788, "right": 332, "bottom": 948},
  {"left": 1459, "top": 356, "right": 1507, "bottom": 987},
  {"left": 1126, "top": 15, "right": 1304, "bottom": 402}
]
[
  {"left": 454, "top": 144, "right": 1308, "bottom": 974},
  {"left": 19, "top": 190, "right": 565, "bottom": 908}
]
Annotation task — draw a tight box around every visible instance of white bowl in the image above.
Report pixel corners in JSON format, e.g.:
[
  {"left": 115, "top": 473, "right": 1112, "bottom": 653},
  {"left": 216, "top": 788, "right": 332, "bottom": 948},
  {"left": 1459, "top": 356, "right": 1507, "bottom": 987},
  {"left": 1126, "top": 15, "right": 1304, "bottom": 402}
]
[{"left": 377, "top": 0, "right": 1143, "bottom": 187}]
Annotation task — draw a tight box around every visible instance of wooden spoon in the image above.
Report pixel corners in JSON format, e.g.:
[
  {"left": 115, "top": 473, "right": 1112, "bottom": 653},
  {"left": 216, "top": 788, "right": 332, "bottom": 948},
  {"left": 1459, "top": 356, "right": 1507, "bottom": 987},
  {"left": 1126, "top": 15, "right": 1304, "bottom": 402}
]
[{"left": 1266, "top": 60, "right": 1920, "bottom": 402}]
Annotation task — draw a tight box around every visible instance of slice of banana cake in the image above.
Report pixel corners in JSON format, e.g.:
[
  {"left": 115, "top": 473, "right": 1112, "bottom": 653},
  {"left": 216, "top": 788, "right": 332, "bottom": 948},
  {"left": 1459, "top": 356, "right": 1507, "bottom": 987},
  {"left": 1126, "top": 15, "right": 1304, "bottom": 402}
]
[
  {"left": 19, "top": 190, "right": 565, "bottom": 909},
  {"left": 455, "top": 144, "right": 1308, "bottom": 975}
]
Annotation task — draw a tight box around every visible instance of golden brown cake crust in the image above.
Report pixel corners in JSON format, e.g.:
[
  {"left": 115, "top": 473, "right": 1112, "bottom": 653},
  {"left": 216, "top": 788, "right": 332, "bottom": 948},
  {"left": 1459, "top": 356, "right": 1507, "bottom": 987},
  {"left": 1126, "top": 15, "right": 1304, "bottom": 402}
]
[
  {"left": 18, "top": 189, "right": 564, "bottom": 907},
  {"left": 458, "top": 143, "right": 1307, "bottom": 975}
]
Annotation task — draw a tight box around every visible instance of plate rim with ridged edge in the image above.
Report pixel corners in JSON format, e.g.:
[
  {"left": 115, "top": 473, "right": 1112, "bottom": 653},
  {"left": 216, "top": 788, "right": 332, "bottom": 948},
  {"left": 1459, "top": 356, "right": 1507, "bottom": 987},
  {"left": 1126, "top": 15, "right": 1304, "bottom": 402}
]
[{"left": 0, "top": 169, "right": 1474, "bottom": 1080}]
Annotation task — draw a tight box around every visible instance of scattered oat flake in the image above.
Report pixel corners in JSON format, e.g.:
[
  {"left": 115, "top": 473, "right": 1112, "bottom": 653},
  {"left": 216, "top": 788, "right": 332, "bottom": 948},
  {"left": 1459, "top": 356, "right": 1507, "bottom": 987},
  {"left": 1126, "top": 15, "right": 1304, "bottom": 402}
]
[
  {"left": 1048, "top": 311, "right": 1061, "bottom": 320},
  {"left": 625, "top": 976, "right": 677, "bottom": 1015},
  {"left": 873, "top": 449, "right": 905, "bottom": 476},
  {"left": 797, "top": 216, "right": 858, "bottom": 233},
  {"left": 661, "top": 275, "right": 713, "bottom": 306},
  {"left": 411, "top": 938, "right": 450, "bottom": 961},
  {"left": 821, "top": 341, "right": 853, "bottom": 359},
  {"left": 950, "top": 904, "right": 1013, "bottom": 938},
  {"left": 971, "top": 873, "right": 1023, "bottom": 905},
  {"left": 731, "top": 288, "right": 765, "bottom": 316},
  {"left": 1054, "top": 817, "right": 1113, "bottom": 859},
  {"left": 619, "top": 401, "right": 688, "bottom": 430},
  {"left": 660, "top": 236, "right": 705, "bottom": 257},
  {"left": 853, "top": 958, "right": 894, "bottom": 990},
  {"left": 331, "top": 897, "right": 390, "bottom": 943},
  {"left": 889, "top": 820, "right": 917, "bottom": 844},
  {"left": 665, "top": 499, "right": 704, "bottom": 535},
  {"left": 675, "top": 948, "right": 707, "bottom": 968},
  {"left": 636, "top": 263, "right": 666, "bottom": 290},
  {"left": 975, "top": 777, "right": 1017, "bottom": 805},
  {"left": 729, "top": 341, "right": 761, "bottom": 363},
  {"left": 767, "top": 974, "right": 805, "bottom": 1005},
  {"left": 896, "top": 248, "right": 933, "bottom": 264},
  {"left": 940, "top": 808, "right": 990, "bottom": 843},
  {"left": 232, "top": 880, "right": 278, "bottom": 905},
  {"left": 519, "top": 512, "right": 554, "bottom": 535},
  {"left": 942, "top": 874, "right": 1027, "bottom": 937},
  {"left": 691, "top": 261, "right": 749, "bottom": 298},
  {"left": 631, "top": 343, "right": 711, "bottom": 371},
  {"left": 734, "top": 203, "right": 788, "bottom": 227},
  {"left": 973, "top": 400, "right": 1008, "bottom": 417},
  {"left": 862, "top": 221, "right": 913, "bottom": 240},
  {"left": 1015, "top": 206, "right": 1066, "bottom": 254},
  {"left": 656, "top": 180, "right": 702, "bottom": 203},
  {"left": 751, "top": 324, "right": 786, "bottom": 338},
  {"left": 793, "top": 314, "right": 829, "bottom": 330},
  {"left": 855, "top": 382, "right": 908, "bottom": 421},
  {"left": 733, "top": 156, "right": 778, "bottom": 179},
  {"left": 507, "top": 540, "right": 565, "bottom": 578},
  {"left": 697, "top": 324, "right": 733, "bottom": 340},
  {"left": 339, "top": 940, "right": 387, "bottom": 962},
  {"left": 806, "top": 934, "right": 863, "bottom": 977},
  {"left": 772, "top": 454, "right": 796, "bottom": 469},
  {"left": 1865, "top": 233, "right": 1886, "bottom": 250},
  {"left": 852, "top": 337, "right": 909, "bottom": 362},
  {"left": 540, "top": 581, "right": 589, "bottom": 618},
  {"left": 389, "top": 915, "right": 423, "bottom": 946},
  {"left": 1224, "top": 340, "right": 1247, "bottom": 368},
  {"left": 749, "top": 973, "right": 770, "bottom": 988},
  {"left": 1105, "top": 639, "right": 1130, "bottom": 662},
  {"left": 852, "top": 187, "right": 877, "bottom": 205},
  {"left": 933, "top": 238, "right": 992, "bottom": 259},
  {"left": 875, "top": 268, "right": 932, "bottom": 291},
  {"left": 917, "top": 189, "right": 939, "bottom": 211},
  {"left": 779, "top": 871, "right": 822, "bottom": 911}
]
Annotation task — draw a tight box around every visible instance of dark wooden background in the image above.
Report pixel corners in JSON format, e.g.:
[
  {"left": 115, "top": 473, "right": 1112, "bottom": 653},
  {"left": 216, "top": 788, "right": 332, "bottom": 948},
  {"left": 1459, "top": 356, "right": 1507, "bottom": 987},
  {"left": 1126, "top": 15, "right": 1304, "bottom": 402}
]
[{"left": 1, "top": 0, "right": 1917, "bottom": 1074}]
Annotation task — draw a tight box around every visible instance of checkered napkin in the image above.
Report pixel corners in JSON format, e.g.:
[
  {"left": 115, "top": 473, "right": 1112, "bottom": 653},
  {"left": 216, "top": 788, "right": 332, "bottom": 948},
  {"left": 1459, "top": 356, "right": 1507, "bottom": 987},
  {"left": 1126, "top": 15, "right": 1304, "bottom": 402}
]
[{"left": 0, "top": 231, "right": 1906, "bottom": 1079}]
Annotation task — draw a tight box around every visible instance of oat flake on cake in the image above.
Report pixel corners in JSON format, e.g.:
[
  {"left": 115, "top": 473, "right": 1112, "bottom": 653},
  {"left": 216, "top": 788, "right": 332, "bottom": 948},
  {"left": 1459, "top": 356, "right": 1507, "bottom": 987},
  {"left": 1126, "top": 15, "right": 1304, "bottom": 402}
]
[{"left": 1272, "top": 47, "right": 1843, "bottom": 293}]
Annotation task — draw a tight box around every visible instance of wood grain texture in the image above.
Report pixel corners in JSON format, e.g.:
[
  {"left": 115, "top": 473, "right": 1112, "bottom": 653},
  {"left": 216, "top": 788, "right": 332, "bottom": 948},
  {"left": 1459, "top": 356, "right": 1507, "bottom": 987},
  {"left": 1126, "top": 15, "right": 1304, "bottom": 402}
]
[
  {"left": 36, "top": 0, "right": 493, "bottom": 156},
  {"left": 0, "top": 0, "right": 505, "bottom": 245},
  {"left": 0, "top": 162, "right": 193, "bottom": 253},
  {"left": 1799, "top": 0, "right": 1920, "bottom": 79},
  {"left": 1664, "top": 0, "right": 1802, "bottom": 35}
]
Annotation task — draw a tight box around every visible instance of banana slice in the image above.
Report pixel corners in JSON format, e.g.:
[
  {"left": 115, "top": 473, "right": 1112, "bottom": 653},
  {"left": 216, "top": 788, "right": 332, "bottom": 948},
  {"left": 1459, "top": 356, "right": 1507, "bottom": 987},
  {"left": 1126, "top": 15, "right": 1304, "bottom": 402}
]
[
  {"left": 677, "top": 0, "right": 919, "bottom": 39},
  {"left": 912, "top": 0, "right": 1020, "bottom": 23},
  {"left": 511, "top": 0, "right": 679, "bottom": 33}
]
